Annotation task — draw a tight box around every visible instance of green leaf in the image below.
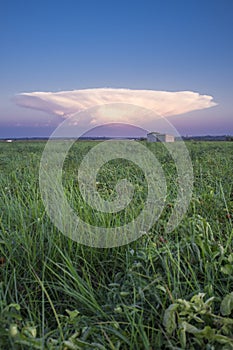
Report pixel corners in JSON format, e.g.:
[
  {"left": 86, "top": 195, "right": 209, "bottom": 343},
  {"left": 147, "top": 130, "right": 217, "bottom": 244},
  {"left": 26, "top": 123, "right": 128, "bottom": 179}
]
[
  {"left": 181, "top": 321, "right": 199, "bottom": 334},
  {"left": 66, "top": 309, "right": 80, "bottom": 321},
  {"left": 90, "top": 343, "right": 107, "bottom": 350},
  {"left": 205, "top": 296, "right": 215, "bottom": 306},
  {"left": 6, "top": 303, "right": 21, "bottom": 311},
  {"left": 178, "top": 327, "right": 186, "bottom": 349},
  {"left": 156, "top": 285, "right": 167, "bottom": 293},
  {"left": 195, "top": 326, "right": 216, "bottom": 340},
  {"left": 221, "top": 293, "right": 233, "bottom": 316},
  {"left": 221, "top": 345, "right": 233, "bottom": 350},
  {"left": 15, "top": 335, "right": 43, "bottom": 349},
  {"left": 62, "top": 340, "right": 79, "bottom": 350},
  {"left": 214, "top": 334, "right": 233, "bottom": 345},
  {"left": 9, "top": 324, "right": 18, "bottom": 337},
  {"left": 163, "top": 303, "right": 179, "bottom": 335},
  {"left": 22, "top": 326, "right": 37, "bottom": 338},
  {"left": 221, "top": 264, "right": 233, "bottom": 275}
]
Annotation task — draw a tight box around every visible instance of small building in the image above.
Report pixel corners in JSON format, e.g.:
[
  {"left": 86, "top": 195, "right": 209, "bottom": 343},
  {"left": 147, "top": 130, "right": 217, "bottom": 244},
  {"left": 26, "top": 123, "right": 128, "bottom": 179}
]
[
  {"left": 147, "top": 132, "right": 174, "bottom": 143},
  {"left": 6, "top": 139, "right": 13, "bottom": 143}
]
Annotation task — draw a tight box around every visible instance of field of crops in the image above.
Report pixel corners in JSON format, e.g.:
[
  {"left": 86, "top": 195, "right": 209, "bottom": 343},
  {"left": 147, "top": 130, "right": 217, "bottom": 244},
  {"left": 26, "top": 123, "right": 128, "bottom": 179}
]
[{"left": 0, "top": 140, "right": 233, "bottom": 349}]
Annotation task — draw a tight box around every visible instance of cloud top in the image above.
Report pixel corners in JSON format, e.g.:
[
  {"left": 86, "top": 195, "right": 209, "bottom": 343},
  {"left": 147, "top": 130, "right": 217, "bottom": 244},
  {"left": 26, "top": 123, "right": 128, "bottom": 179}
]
[{"left": 15, "top": 88, "right": 217, "bottom": 125}]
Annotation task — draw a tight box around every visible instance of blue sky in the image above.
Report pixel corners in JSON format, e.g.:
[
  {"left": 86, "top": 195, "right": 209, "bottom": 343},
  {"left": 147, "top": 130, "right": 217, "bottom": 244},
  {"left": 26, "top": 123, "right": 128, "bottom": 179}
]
[{"left": 1, "top": 0, "right": 233, "bottom": 137}]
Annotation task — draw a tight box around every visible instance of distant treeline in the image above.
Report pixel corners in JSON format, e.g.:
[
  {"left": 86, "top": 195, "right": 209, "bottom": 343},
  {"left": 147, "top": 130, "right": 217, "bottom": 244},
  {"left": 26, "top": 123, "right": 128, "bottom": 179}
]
[
  {"left": 1, "top": 135, "right": 233, "bottom": 142},
  {"left": 182, "top": 135, "right": 233, "bottom": 141}
]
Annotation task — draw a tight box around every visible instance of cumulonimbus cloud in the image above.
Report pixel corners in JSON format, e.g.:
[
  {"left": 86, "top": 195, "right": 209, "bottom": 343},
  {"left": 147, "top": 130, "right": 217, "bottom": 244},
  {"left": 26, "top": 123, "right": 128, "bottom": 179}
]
[{"left": 14, "top": 88, "right": 217, "bottom": 126}]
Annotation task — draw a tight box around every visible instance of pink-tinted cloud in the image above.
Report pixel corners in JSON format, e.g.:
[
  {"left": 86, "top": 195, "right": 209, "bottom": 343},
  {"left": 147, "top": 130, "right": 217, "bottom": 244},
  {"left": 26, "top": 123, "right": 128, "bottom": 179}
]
[{"left": 15, "top": 88, "right": 217, "bottom": 126}]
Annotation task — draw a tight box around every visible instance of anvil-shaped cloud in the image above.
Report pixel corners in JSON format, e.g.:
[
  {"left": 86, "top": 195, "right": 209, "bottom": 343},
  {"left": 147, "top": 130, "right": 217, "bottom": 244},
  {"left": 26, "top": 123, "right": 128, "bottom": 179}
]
[{"left": 15, "top": 88, "right": 217, "bottom": 126}]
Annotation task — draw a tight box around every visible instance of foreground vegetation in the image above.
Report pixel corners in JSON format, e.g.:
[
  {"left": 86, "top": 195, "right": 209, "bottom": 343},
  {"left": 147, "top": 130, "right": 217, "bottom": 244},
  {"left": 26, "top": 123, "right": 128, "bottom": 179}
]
[{"left": 0, "top": 140, "right": 233, "bottom": 349}]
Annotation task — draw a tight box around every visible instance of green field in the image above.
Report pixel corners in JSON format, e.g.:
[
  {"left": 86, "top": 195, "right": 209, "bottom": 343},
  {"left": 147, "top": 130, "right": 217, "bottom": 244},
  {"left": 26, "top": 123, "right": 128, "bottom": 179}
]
[{"left": 0, "top": 141, "right": 233, "bottom": 349}]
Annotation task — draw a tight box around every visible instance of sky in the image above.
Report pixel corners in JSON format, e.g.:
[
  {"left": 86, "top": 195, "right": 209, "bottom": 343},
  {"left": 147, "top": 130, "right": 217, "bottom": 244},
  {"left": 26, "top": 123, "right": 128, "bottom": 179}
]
[{"left": 0, "top": 0, "right": 233, "bottom": 137}]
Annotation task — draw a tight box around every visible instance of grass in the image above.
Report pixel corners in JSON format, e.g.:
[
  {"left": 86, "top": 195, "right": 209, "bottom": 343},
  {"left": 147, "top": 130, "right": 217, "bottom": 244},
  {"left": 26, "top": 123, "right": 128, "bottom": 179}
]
[{"left": 0, "top": 140, "right": 233, "bottom": 349}]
